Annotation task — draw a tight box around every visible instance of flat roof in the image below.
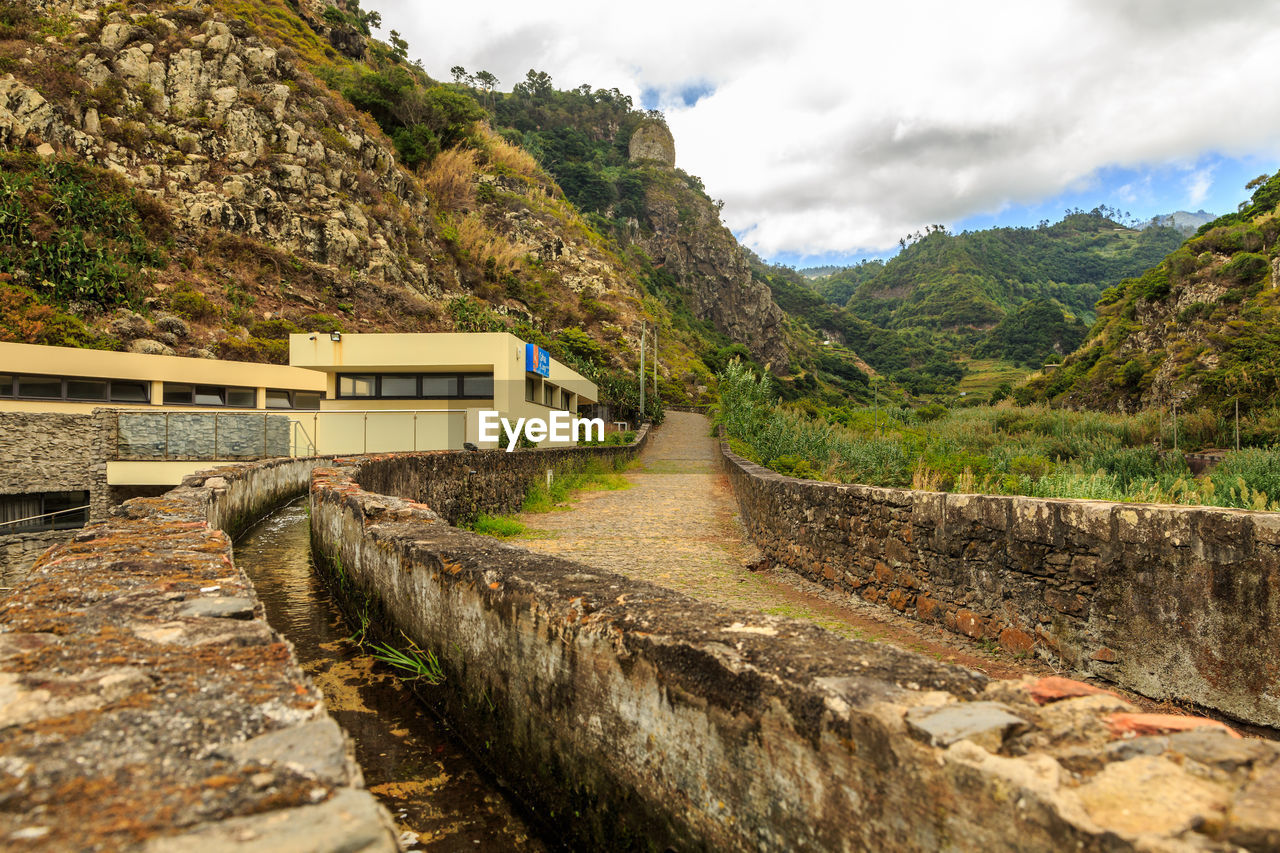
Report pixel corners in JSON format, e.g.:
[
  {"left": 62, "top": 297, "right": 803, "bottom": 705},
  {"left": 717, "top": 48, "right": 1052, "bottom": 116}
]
[{"left": 0, "top": 342, "right": 325, "bottom": 389}]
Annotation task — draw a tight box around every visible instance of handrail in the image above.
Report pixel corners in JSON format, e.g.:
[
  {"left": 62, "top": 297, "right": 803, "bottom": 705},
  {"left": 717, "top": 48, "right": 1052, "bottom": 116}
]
[
  {"left": 0, "top": 505, "right": 90, "bottom": 532},
  {"left": 114, "top": 408, "right": 471, "bottom": 459}
]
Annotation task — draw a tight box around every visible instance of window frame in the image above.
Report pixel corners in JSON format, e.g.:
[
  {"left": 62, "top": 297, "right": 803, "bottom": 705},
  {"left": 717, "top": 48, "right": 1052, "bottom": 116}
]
[
  {"left": 334, "top": 372, "right": 496, "bottom": 401},
  {"left": 2, "top": 374, "right": 152, "bottom": 404}
]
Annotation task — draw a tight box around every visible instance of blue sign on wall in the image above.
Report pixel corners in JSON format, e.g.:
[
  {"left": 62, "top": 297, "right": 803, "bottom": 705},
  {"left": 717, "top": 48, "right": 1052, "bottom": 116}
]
[{"left": 525, "top": 343, "right": 550, "bottom": 377}]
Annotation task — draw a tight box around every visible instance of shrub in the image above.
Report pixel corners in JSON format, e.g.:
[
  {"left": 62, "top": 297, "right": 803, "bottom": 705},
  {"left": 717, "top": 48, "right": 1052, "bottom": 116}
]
[{"left": 168, "top": 288, "right": 219, "bottom": 322}]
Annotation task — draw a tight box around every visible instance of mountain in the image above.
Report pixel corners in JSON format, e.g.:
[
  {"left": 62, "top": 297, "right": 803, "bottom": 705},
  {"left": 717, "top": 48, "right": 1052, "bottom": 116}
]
[
  {"left": 1024, "top": 174, "right": 1280, "bottom": 412},
  {"left": 0, "top": 0, "right": 810, "bottom": 417},
  {"left": 1142, "top": 210, "right": 1216, "bottom": 236},
  {"left": 841, "top": 212, "right": 1184, "bottom": 333}
]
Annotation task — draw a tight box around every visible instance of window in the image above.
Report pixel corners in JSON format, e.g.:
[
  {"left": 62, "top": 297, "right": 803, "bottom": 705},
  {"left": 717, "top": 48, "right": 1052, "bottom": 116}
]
[
  {"left": 18, "top": 376, "right": 61, "bottom": 398},
  {"left": 463, "top": 374, "right": 494, "bottom": 398},
  {"left": 66, "top": 379, "right": 109, "bottom": 401},
  {"left": 163, "top": 384, "right": 194, "bottom": 405},
  {"left": 525, "top": 377, "right": 537, "bottom": 403},
  {"left": 422, "top": 375, "right": 459, "bottom": 398},
  {"left": 294, "top": 392, "right": 322, "bottom": 410},
  {"left": 0, "top": 491, "right": 89, "bottom": 533},
  {"left": 5, "top": 375, "right": 151, "bottom": 403},
  {"left": 194, "top": 385, "right": 225, "bottom": 406},
  {"left": 226, "top": 388, "right": 256, "bottom": 408},
  {"left": 380, "top": 374, "right": 418, "bottom": 397},
  {"left": 562, "top": 389, "right": 573, "bottom": 410},
  {"left": 265, "top": 389, "right": 294, "bottom": 409},
  {"left": 110, "top": 381, "right": 149, "bottom": 403},
  {"left": 543, "top": 384, "right": 557, "bottom": 407},
  {"left": 338, "top": 375, "right": 376, "bottom": 398},
  {"left": 336, "top": 373, "right": 494, "bottom": 400}
]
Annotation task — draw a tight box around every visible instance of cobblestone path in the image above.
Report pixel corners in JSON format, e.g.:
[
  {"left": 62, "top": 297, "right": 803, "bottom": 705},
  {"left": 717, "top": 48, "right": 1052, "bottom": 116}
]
[{"left": 517, "top": 411, "right": 1041, "bottom": 679}]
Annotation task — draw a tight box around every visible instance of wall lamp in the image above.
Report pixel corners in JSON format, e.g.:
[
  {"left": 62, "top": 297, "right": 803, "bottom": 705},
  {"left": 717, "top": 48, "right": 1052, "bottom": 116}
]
[{"left": 330, "top": 332, "right": 342, "bottom": 342}]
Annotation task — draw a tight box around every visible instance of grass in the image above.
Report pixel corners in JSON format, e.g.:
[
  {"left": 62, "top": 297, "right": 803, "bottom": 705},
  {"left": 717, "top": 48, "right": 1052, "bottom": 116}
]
[
  {"left": 468, "top": 513, "right": 529, "bottom": 538},
  {"left": 718, "top": 359, "right": 1280, "bottom": 510},
  {"left": 955, "top": 357, "right": 1027, "bottom": 399},
  {"left": 369, "top": 633, "right": 446, "bottom": 684},
  {"left": 521, "top": 459, "right": 631, "bottom": 513}
]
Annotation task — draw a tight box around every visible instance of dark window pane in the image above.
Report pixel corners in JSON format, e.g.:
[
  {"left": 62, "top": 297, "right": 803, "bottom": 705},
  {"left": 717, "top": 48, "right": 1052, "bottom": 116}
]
[
  {"left": 226, "top": 388, "right": 256, "bottom": 408},
  {"left": 44, "top": 491, "right": 89, "bottom": 530},
  {"left": 463, "top": 374, "right": 494, "bottom": 397},
  {"left": 525, "top": 377, "right": 536, "bottom": 402},
  {"left": 380, "top": 374, "right": 417, "bottom": 397},
  {"left": 110, "top": 381, "right": 149, "bottom": 403},
  {"left": 422, "top": 375, "right": 459, "bottom": 398},
  {"left": 562, "top": 390, "right": 572, "bottom": 410},
  {"left": 544, "top": 384, "right": 556, "bottom": 406},
  {"left": 194, "top": 385, "right": 225, "bottom": 406},
  {"left": 338, "top": 375, "right": 376, "bottom": 397},
  {"left": 0, "top": 375, "right": 12, "bottom": 396},
  {"left": 294, "top": 392, "right": 322, "bottom": 410},
  {"left": 163, "top": 384, "right": 193, "bottom": 405},
  {"left": 67, "top": 379, "right": 109, "bottom": 401},
  {"left": 18, "top": 376, "right": 62, "bottom": 399},
  {"left": 265, "top": 389, "right": 293, "bottom": 409}
]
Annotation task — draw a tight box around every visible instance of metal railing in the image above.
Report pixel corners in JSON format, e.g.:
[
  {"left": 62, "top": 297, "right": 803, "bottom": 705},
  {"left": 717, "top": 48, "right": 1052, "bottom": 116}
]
[
  {"left": 0, "top": 505, "right": 90, "bottom": 534},
  {"left": 286, "top": 409, "right": 468, "bottom": 456},
  {"left": 113, "top": 409, "right": 469, "bottom": 460}
]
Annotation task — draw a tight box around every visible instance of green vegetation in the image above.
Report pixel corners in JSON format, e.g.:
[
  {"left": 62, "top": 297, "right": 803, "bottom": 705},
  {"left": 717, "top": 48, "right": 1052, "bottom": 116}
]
[
  {"left": 0, "top": 152, "right": 169, "bottom": 308},
  {"left": 369, "top": 633, "right": 446, "bottom": 684},
  {"left": 717, "top": 359, "right": 1280, "bottom": 510},
  {"left": 521, "top": 458, "right": 631, "bottom": 513},
  {"left": 467, "top": 513, "right": 529, "bottom": 538},
  {"left": 1026, "top": 172, "right": 1280, "bottom": 411}
]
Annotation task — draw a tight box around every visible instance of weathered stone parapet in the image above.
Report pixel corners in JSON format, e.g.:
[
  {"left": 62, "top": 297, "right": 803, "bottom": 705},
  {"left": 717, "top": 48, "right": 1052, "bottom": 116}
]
[
  {"left": 719, "top": 438, "right": 1280, "bottom": 730},
  {"left": 0, "top": 455, "right": 398, "bottom": 852},
  {"left": 350, "top": 424, "right": 649, "bottom": 525},
  {"left": 312, "top": 450, "right": 1280, "bottom": 852}
]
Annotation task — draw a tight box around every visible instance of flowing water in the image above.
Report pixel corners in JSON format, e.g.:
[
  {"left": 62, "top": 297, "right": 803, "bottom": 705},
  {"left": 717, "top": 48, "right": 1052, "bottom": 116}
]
[{"left": 234, "top": 502, "right": 547, "bottom": 852}]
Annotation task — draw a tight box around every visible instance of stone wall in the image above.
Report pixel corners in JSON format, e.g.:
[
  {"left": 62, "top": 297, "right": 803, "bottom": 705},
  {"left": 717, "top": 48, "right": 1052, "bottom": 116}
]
[
  {"left": 0, "top": 453, "right": 399, "bottom": 851},
  {"left": 311, "top": 453, "right": 1280, "bottom": 852},
  {"left": 352, "top": 426, "right": 649, "bottom": 525},
  {"left": 0, "top": 411, "right": 114, "bottom": 583},
  {"left": 719, "top": 440, "right": 1280, "bottom": 729}
]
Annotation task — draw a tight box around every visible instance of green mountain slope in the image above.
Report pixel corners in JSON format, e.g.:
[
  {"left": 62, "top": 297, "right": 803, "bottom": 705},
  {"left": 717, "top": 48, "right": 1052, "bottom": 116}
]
[
  {"left": 1025, "top": 173, "right": 1280, "bottom": 412},
  {"left": 842, "top": 211, "right": 1183, "bottom": 334}
]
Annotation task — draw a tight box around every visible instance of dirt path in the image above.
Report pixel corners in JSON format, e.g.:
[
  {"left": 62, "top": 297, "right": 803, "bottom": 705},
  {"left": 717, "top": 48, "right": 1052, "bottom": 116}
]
[{"left": 517, "top": 412, "right": 1047, "bottom": 680}]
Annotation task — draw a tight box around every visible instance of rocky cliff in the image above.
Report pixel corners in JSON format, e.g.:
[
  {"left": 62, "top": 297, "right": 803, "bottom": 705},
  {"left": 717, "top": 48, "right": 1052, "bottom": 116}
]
[
  {"left": 0, "top": 0, "right": 780, "bottom": 408},
  {"left": 630, "top": 166, "right": 791, "bottom": 371}
]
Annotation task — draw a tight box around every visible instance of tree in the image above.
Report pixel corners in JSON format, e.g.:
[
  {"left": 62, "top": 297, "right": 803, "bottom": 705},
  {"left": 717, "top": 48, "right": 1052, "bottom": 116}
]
[
  {"left": 388, "top": 29, "right": 408, "bottom": 61},
  {"left": 516, "top": 69, "right": 553, "bottom": 100},
  {"left": 473, "top": 70, "right": 498, "bottom": 109},
  {"left": 450, "top": 65, "right": 468, "bottom": 84}
]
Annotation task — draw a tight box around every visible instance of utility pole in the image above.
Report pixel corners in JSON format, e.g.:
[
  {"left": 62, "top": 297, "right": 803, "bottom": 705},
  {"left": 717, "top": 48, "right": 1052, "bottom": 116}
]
[
  {"left": 873, "top": 381, "right": 879, "bottom": 433},
  {"left": 653, "top": 325, "right": 659, "bottom": 405},
  {"left": 639, "top": 325, "right": 645, "bottom": 426}
]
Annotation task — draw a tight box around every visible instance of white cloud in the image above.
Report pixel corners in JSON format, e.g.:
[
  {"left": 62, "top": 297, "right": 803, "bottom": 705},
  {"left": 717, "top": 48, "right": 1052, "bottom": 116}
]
[{"left": 371, "top": 0, "right": 1280, "bottom": 257}]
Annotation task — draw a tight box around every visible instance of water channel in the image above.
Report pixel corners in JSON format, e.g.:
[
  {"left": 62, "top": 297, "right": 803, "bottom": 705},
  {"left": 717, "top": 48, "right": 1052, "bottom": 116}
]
[{"left": 233, "top": 502, "right": 548, "bottom": 852}]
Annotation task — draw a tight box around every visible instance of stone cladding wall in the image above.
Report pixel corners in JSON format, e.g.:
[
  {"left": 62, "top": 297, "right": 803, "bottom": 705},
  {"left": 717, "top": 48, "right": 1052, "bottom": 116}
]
[
  {"left": 720, "top": 439, "right": 1280, "bottom": 729},
  {"left": 0, "top": 411, "right": 115, "bottom": 582}
]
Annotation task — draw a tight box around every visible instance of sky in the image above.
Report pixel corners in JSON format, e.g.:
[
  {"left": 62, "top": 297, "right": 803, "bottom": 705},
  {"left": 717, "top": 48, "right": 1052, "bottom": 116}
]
[{"left": 368, "top": 0, "right": 1280, "bottom": 267}]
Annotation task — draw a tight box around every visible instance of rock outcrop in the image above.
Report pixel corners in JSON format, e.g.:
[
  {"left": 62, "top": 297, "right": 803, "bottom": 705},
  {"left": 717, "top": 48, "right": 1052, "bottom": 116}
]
[{"left": 635, "top": 168, "right": 791, "bottom": 369}]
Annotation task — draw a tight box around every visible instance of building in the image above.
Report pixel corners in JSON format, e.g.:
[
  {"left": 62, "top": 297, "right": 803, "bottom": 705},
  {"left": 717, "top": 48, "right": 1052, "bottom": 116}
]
[{"left": 0, "top": 333, "right": 597, "bottom": 578}]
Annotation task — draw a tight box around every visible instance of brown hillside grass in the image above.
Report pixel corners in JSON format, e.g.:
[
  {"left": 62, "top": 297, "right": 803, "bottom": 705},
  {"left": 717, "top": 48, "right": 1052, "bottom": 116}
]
[{"left": 423, "top": 147, "right": 477, "bottom": 213}]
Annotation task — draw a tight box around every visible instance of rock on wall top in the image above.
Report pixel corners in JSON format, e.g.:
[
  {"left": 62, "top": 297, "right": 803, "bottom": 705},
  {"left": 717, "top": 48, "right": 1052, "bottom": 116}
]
[{"left": 628, "top": 120, "right": 676, "bottom": 167}]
